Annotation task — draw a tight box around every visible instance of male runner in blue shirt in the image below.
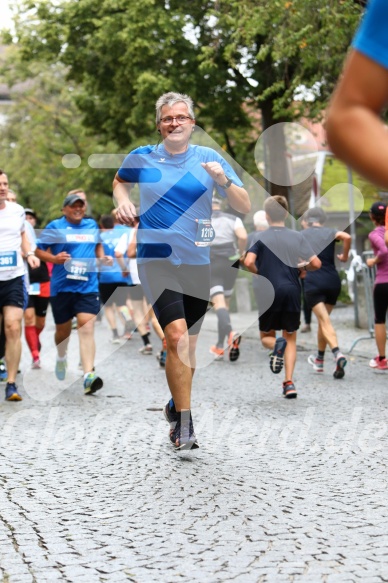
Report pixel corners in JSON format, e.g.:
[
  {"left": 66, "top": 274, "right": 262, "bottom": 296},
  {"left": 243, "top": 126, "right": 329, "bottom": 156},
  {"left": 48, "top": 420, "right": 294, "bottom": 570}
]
[
  {"left": 113, "top": 91, "right": 250, "bottom": 450},
  {"left": 36, "top": 194, "right": 112, "bottom": 395}
]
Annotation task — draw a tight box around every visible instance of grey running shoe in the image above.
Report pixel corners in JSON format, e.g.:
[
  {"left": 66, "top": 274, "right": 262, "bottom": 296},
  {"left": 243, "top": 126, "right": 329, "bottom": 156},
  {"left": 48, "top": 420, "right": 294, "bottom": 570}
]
[
  {"left": 270, "top": 337, "right": 287, "bottom": 374},
  {"left": 333, "top": 353, "right": 347, "bottom": 379}
]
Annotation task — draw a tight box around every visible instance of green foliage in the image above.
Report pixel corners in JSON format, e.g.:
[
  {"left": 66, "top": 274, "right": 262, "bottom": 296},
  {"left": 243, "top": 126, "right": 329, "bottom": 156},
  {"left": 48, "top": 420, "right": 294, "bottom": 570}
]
[
  {"left": 321, "top": 158, "right": 380, "bottom": 212},
  {"left": 0, "top": 52, "right": 122, "bottom": 222},
  {"left": 0, "top": 0, "right": 364, "bottom": 218},
  {"left": 6, "top": 0, "right": 363, "bottom": 144}
]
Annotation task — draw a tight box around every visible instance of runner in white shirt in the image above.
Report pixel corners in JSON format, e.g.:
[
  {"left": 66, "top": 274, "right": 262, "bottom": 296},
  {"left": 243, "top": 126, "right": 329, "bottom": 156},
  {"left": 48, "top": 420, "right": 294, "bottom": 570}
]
[{"left": 0, "top": 170, "right": 39, "bottom": 401}]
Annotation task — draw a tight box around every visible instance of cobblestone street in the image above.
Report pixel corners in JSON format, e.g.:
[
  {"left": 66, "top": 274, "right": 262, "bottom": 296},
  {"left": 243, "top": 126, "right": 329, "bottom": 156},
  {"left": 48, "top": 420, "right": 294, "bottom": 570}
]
[{"left": 0, "top": 308, "right": 387, "bottom": 582}]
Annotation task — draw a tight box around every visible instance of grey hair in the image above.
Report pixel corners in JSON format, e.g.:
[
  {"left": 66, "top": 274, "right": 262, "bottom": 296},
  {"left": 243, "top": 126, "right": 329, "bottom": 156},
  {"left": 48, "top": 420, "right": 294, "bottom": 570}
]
[{"left": 155, "top": 92, "right": 195, "bottom": 124}]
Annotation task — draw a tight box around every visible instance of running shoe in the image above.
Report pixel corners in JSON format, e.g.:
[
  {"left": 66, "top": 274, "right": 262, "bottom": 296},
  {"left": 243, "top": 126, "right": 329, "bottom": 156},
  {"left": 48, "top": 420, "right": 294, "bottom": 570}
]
[
  {"left": 5, "top": 382, "right": 22, "bottom": 401},
  {"left": 307, "top": 354, "right": 324, "bottom": 373},
  {"left": 300, "top": 324, "right": 311, "bottom": 333},
  {"left": 139, "top": 344, "right": 153, "bottom": 355},
  {"left": 32, "top": 358, "right": 41, "bottom": 369},
  {"left": 0, "top": 360, "right": 7, "bottom": 382},
  {"left": 228, "top": 332, "right": 241, "bottom": 362},
  {"left": 283, "top": 381, "right": 297, "bottom": 399},
  {"left": 55, "top": 357, "right": 67, "bottom": 381},
  {"left": 333, "top": 352, "right": 347, "bottom": 379},
  {"left": 270, "top": 337, "right": 287, "bottom": 374},
  {"left": 83, "top": 372, "right": 103, "bottom": 395},
  {"left": 169, "top": 411, "right": 199, "bottom": 451},
  {"left": 158, "top": 349, "right": 167, "bottom": 368},
  {"left": 163, "top": 398, "right": 178, "bottom": 428},
  {"left": 369, "top": 356, "right": 388, "bottom": 370},
  {"left": 111, "top": 337, "right": 121, "bottom": 344},
  {"left": 209, "top": 345, "right": 224, "bottom": 361}
]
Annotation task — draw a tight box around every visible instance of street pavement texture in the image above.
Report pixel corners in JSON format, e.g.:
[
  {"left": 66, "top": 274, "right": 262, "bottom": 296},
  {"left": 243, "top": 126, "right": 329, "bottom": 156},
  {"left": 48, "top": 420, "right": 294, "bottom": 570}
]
[{"left": 0, "top": 305, "right": 387, "bottom": 583}]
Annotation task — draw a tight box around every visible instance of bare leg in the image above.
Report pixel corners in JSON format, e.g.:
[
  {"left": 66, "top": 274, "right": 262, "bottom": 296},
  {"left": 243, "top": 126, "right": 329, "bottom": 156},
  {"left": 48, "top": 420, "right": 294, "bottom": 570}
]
[
  {"left": 3, "top": 306, "right": 23, "bottom": 383},
  {"left": 374, "top": 322, "right": 387, "bottom": 356},
  {"left": 164, "top": 319, "right": 192, "bottom": 411},
  {"left": 313, "top": 302, "right": 338, "bottom": 351},
  {"left": 283, "top": 330, "right": 297, "bottom": 382},
  {"left": 55, "top": 320, "right": 72, "bottom": 358},
  {"left": 77, "top": 313, "right": 96, "bottom": 373}
]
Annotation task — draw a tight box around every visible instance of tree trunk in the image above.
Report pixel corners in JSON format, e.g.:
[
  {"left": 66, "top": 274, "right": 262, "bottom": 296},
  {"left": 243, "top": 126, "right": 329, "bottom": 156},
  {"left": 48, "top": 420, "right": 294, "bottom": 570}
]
[{"left": 260, "top": 100, "right": 292, "bottom": 202}]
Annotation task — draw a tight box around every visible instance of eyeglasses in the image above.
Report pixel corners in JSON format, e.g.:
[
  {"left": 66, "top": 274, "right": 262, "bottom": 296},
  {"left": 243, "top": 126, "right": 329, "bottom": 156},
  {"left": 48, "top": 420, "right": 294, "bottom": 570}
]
[{"left": 160, "top": 115, "right": 193, "bottom": 125}]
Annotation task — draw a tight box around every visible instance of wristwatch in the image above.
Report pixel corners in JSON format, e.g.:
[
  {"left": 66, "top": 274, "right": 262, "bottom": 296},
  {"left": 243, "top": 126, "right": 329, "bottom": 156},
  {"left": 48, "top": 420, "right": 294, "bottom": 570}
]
[
  {"left": 219, "top": 176, "right": 233, "bottom": 189},
  {"left": 25, "top": 251, "right": 35, "bottom": 258}
]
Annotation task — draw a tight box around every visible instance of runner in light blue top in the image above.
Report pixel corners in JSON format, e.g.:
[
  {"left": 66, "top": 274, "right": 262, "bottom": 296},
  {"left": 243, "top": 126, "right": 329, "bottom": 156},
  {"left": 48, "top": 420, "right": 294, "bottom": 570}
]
[
  {"left": 117, "top": 144, "right": 243, "bottom": 265},
  {"left": 113, "top": 91, "right": 251, "bottom": 451}
]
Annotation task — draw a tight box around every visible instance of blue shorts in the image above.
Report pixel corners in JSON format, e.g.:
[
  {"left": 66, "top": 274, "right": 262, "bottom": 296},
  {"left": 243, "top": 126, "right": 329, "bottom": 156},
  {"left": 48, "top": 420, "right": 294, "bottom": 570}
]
[
  {"left": 0, "top": 276, "right": 28, "bottom": 311},
  {"left": 50, "top": 292, "right": 100, "bottom": 324}
]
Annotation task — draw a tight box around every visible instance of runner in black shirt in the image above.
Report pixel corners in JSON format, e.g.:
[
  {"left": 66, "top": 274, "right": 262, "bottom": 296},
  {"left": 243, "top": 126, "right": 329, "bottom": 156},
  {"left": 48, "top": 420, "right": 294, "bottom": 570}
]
[{"left": 245, "top": 196, "right": 321, "bottom": 398}]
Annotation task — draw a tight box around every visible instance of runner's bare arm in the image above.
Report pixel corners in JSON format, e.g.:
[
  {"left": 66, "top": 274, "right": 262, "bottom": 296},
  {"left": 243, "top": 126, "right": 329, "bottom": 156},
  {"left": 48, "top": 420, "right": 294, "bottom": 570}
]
[
  {"left": 326, "top": 50, "right": 388, "bottom": 188},
  {"left": 201, "top": 162, "right": 251, "bottom": 213},
  {"left": 112, "top": 173, "right": 138, "bottom": 226}
]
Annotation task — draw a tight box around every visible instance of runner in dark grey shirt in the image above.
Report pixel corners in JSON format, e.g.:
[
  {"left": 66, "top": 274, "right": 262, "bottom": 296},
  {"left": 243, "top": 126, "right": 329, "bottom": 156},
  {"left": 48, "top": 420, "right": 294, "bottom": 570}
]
[
  {"left": 301, "top": 207, "right": 351, "bottom": 379},
  {"left": 245, "top": 195, "right": 321, "bottom": 399}
]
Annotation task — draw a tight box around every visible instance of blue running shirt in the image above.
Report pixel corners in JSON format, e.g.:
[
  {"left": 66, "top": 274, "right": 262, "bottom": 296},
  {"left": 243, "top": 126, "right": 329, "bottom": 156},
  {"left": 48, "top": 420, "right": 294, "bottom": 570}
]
[
  {"left": 37, "top": 216, "right": 101, "bottom": 296},
  {"left": 99, "top": 225, "right": 132, "bottom": 285},
  {"left": 353, "top": 0, "right": 388, "bottom": 70},
  {"left": 117, "top": 144, "right": 243, "bottom": 265}
]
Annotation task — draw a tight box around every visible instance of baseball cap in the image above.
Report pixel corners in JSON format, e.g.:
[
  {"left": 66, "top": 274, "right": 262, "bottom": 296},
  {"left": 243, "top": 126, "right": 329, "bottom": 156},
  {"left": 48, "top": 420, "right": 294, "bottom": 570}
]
[
  {"left": 63, "top": 194, "right": 86, "bottom": 208},
  {"left": 369, "top": 201, "right": 387, "bottom": 216},
  {"left": 24, "top": 208, "right": 36, "bottom": 217}
]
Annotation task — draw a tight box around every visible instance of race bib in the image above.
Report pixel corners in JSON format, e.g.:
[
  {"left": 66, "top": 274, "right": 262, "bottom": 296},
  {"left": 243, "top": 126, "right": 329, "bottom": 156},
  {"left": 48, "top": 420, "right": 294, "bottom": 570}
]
[
  {"left": 0, "top": 251, "right": 17, "bottom": 270},
  {"left": 29, "top": 282, "right": 41, "bottom": 295},
  {"left": 195, "top": 219, "right": 215, "bottom": 247},
  {"left": 65, "top": 259, "right": 89, "bottom": 281}
]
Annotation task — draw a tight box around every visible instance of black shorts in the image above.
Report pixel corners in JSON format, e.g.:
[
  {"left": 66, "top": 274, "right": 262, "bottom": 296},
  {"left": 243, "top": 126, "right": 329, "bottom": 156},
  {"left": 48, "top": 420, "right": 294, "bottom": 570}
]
[
  {"left": 373, "top": 282, "right": 388, "bottom": 324},
  {"left": 0, "top": 276, "right": 27, "bottom": 311},
  {"left": 138, "top": 261, "right": 210, "bottom": 335},
  {"left": 258, "top": 284, "right": 301, "bottom": 333},
  {"left": 50, "top": 292, "right": 100, "bottom": 325},
  {"left": 210, "top": 256, "right": 239, "bottom": 298},
  {"left": 305, "top": 284, "right": 341, "bottom": 310},
  {"left": 99, "top": 283, "right": 129, "bottom": 307},
  {"left": 128, "top": 284, "right": 145, "bottom": 302},
  {"left": 27, "top": 295, "right": 50, "bottom": 317}
]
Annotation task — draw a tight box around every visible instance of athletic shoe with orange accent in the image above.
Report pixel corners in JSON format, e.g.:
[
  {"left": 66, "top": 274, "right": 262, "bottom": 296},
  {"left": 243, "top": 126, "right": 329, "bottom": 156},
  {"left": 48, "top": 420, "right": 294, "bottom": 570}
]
[
  {"left": 5, "top": 382, "right": 22, "bottom": 401},
  {"left": 282, "top": 381, "right": 297, "bottom": 399},
  {"left": 209, "top": 345, "right": 224, "bottom": 361}
]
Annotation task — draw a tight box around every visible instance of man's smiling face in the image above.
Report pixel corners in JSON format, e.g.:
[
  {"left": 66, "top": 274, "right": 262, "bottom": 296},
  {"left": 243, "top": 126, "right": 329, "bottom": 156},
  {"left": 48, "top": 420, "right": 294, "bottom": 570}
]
[
  {"left": 62, "top": 200, "right": 86, "bottom": 224},
  {"left": 157, "top": 102, "right": 195, "bottom": 151}
]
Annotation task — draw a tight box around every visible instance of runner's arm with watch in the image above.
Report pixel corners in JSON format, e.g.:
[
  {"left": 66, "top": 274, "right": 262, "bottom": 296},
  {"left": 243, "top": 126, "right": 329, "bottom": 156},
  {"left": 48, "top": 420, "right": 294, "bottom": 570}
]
[{"left": 21, "top": 230, "right": 40, "bottom": 269}]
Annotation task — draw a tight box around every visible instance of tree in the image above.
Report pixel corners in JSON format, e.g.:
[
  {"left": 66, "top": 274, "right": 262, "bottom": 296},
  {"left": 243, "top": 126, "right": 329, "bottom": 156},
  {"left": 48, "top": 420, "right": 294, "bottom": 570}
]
[
  {"left": 0, "top": 52, "right": 127, "bottom": 222},
  {"left": 4, "top": 0, "right": 363, "bottom": 207}
]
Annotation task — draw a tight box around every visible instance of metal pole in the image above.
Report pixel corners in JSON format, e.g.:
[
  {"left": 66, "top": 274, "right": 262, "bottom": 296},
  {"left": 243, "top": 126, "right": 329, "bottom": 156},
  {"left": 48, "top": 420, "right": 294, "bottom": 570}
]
[{"left": 347, "top": 166, "right": 359, "bottom": 327}]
